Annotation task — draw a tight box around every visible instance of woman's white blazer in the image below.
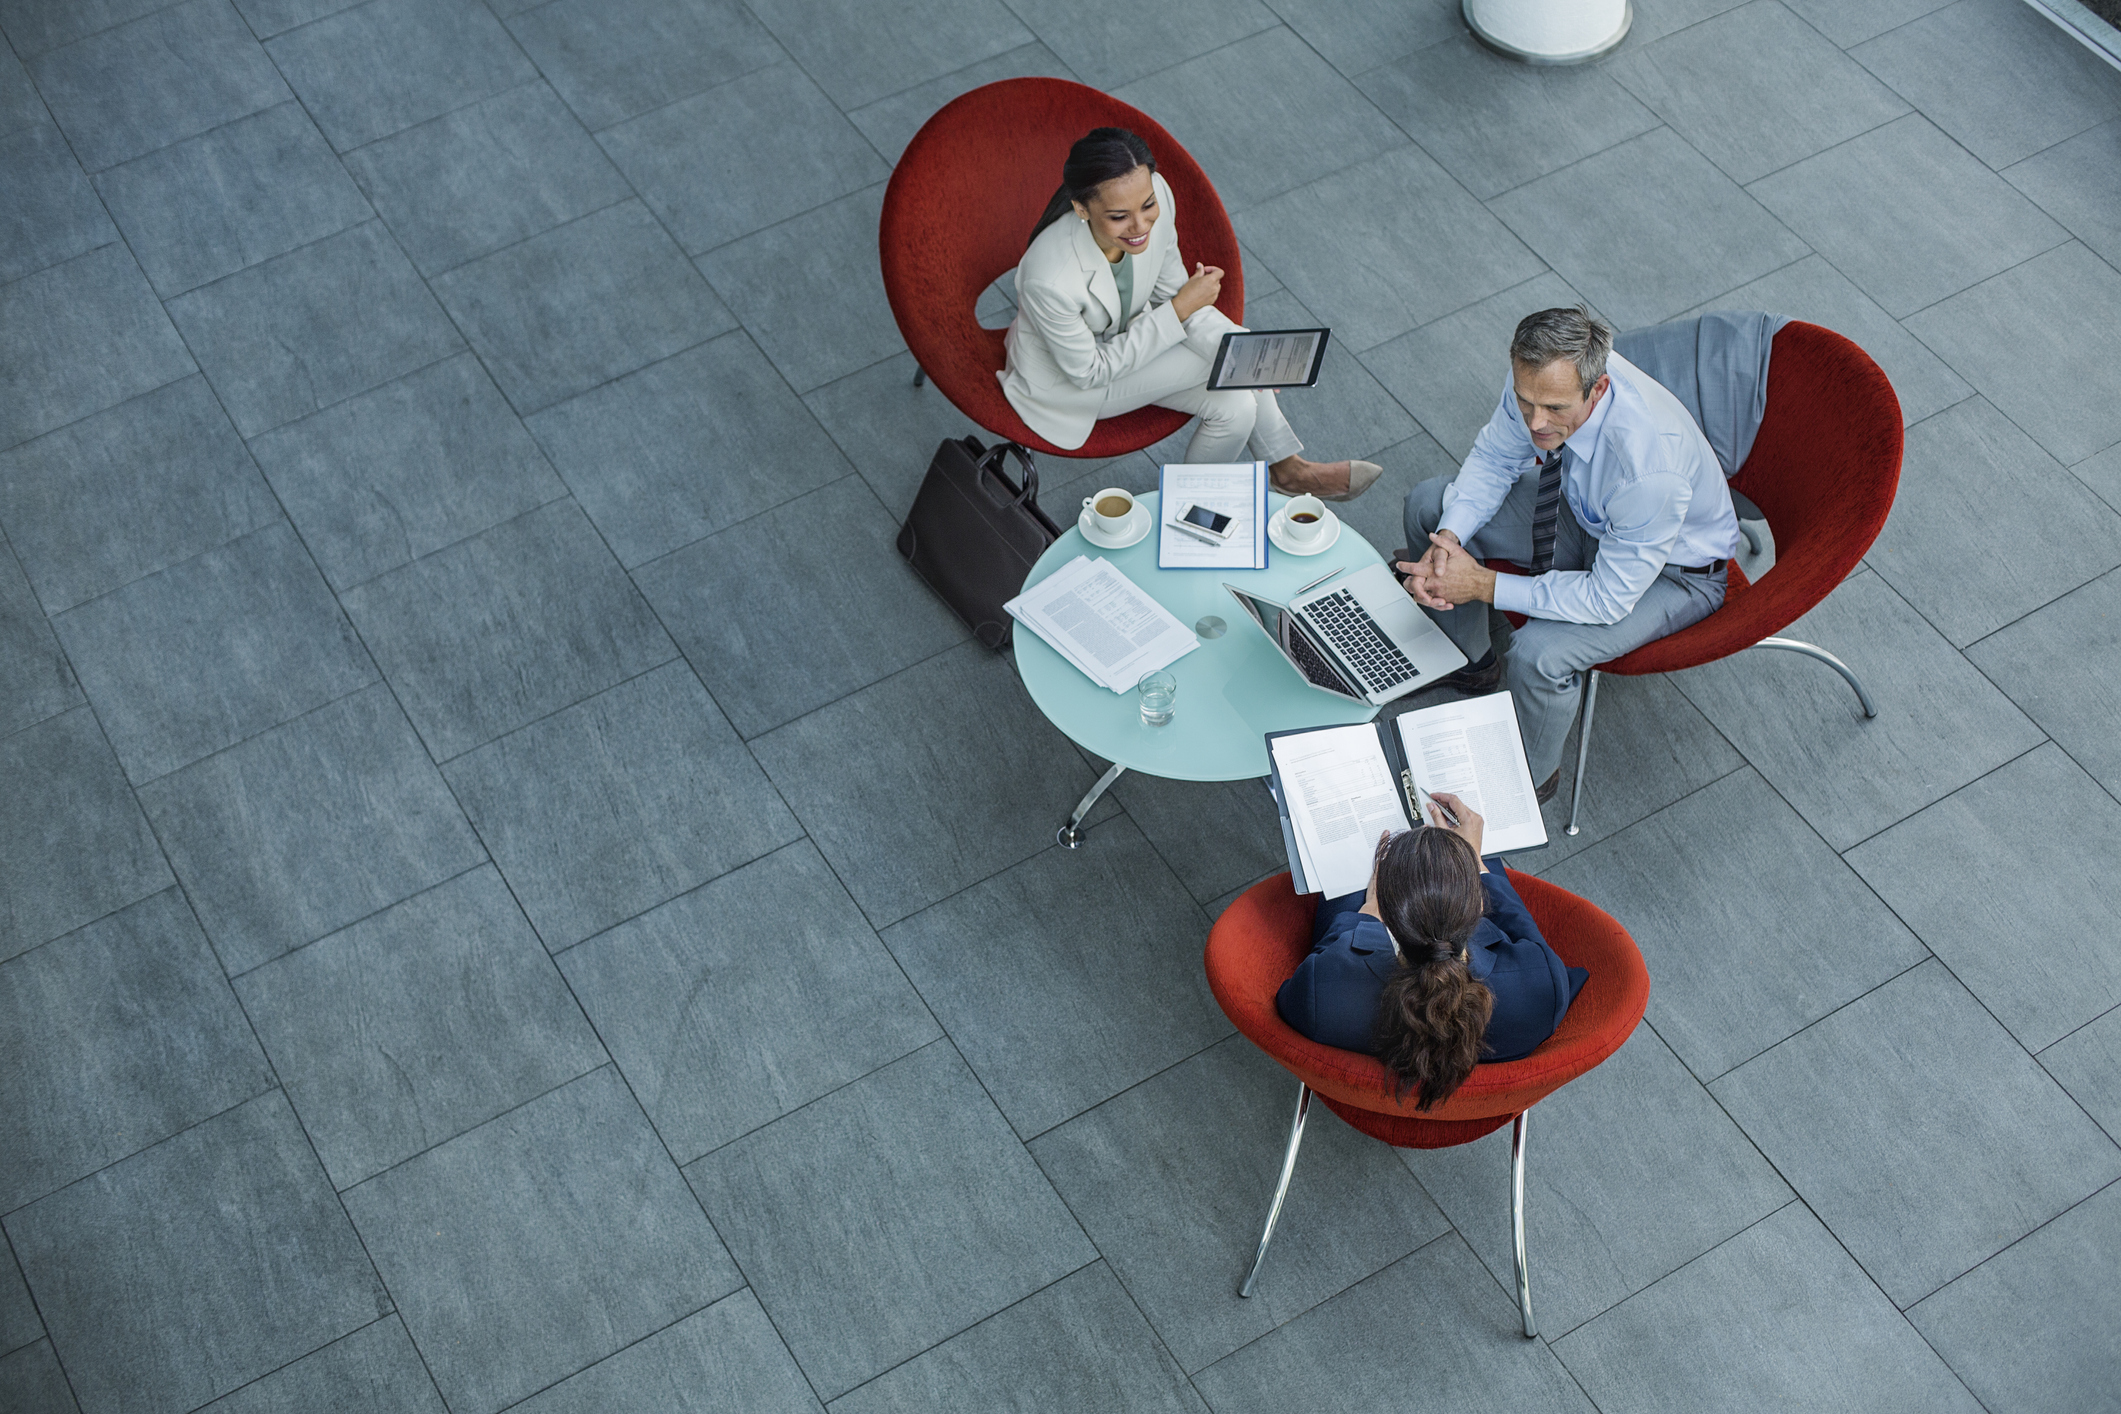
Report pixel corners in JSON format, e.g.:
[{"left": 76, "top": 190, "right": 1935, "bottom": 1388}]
[{"left": 998, "top": 171, "right": 1232, "bottom": 450}]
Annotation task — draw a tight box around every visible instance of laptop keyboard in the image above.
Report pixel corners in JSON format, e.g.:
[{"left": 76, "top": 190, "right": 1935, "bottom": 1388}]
[{"left": 1302, "top": 589, "right": 1418, "bottom": 691}]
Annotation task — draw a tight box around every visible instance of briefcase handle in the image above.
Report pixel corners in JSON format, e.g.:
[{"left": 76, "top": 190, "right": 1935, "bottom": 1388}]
[{"left": 976, "top": 440, "right": 1039, "bottom": 510}]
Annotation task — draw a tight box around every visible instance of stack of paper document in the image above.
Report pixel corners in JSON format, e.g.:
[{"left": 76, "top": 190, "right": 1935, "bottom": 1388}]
[
  {"left": 1158, "top": 462, "right": 1268, "bottom": 569},
  {"left": 1269, "top": 723, "right": 1413, "bottom": 898},
  {"left": 1005, "top": 555, "right": 1198, "bottom": 692}
]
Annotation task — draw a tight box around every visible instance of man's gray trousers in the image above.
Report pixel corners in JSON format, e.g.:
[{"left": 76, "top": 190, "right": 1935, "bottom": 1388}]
[{"left": 1403, "top": 473, "right": 1726, "bottom": 784}]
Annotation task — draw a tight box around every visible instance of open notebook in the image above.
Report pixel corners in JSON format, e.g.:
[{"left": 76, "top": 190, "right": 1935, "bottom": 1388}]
[{"left": 1265, "top": 692, "right": 1547, "bottom": 897}]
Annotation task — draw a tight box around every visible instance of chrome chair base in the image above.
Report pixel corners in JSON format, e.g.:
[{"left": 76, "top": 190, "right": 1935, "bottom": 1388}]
[
  {"left": 1238, "top": 1083, "right": 1311, "bottom": 1298},
  {"left": 1562, "top": 637, "right": 1878, "bottom": 836},
  {"left": 1239, "top": 1081, "right": 1540, "bottom": 1340}
]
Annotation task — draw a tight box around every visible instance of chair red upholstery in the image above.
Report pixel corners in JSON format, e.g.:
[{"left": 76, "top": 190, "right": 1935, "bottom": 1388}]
[
  {"left": 1205, "top": 871, "right": 1648, "bottom": 1148},
  {"left": 879, "top": 78, "right": 1244, "bottom": 460}
]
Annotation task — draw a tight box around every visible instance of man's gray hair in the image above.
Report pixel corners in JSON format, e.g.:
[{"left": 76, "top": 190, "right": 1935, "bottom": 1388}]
[{"left": 1510, "top": 305, "right": 1612, "bottom": 396}]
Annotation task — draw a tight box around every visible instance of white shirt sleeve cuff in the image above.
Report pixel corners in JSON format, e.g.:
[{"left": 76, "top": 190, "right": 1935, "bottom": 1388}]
[{"left": 1490, "top": 571, "right": 1532, "bottom": 617}]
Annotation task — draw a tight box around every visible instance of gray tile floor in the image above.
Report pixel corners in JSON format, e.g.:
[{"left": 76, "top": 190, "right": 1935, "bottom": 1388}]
[{"left": 2, "top": 0, "right": 2118, "bottom": 1409}]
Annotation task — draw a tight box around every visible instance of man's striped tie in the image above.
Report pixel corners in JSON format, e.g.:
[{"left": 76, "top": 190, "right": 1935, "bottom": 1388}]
[{"left": 1529, "top": 447, "right": 1566, "bottom": 574}]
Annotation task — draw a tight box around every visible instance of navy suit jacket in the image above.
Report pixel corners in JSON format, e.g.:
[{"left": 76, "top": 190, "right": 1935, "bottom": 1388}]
[{"left": 1275, "top": 862, "right": 1588, "bottom": 1063}]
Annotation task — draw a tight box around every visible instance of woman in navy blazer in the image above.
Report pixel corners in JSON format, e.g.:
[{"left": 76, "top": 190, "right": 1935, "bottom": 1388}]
[{"left": 1277, "top": 794, "right": 1587, "bottom": 1107}]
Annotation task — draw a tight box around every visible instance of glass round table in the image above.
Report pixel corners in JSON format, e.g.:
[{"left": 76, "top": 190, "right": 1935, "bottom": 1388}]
[{"left": 1016, "top": 490, "right": 1385, "bottom": 846}]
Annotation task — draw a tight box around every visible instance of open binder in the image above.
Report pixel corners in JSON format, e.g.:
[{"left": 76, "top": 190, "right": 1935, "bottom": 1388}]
[{"left": 1265, "top": 692, "right": 1548, "bottom": 896}]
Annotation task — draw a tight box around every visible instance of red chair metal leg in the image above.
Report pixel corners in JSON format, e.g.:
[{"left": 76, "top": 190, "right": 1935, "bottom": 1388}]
[{"left": 1239, "top": 1080, "right": 1312, "bottom": 1298}]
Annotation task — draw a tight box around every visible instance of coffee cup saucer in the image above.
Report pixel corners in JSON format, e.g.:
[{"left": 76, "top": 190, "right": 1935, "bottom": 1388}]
[
  {"left": 1079, "top": 502, "right": 1151, "bottom": 549},
  {"left": 1268, "top": 505, "right": 1341, "bottom": 556}
]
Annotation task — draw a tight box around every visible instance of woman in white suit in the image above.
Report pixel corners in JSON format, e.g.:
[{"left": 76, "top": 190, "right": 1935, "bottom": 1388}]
[{"left": 999, "top": 128, "right": 1379, "bottom": 501}]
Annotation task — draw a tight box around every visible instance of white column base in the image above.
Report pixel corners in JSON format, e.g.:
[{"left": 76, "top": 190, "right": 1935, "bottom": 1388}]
[{"left": 1463, "top": 0, "right": 1633, "bottom": 64}]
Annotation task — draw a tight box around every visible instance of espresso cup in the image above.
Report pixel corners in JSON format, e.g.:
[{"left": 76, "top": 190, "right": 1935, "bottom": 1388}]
[
  {"left": 1082, "top": 488, "right": 1137, "bottom": 535},
  {"left": 1283, "top": 494, "right": 1328, "bottom": 543}
]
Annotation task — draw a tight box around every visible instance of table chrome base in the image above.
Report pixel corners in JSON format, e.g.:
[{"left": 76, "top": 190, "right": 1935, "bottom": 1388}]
[{"left": 1057, "top": 763, "right": 1125, "bottom": 848}]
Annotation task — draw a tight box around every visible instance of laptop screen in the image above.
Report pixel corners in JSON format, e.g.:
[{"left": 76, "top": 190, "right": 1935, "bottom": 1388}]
[{"left": 1224, "top": 586, "right": 1359, "bottom": 698}]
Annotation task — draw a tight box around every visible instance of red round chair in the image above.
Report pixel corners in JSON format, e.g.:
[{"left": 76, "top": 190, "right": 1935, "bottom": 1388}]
[
  {"left": 1204, "top": 869, "right": 1650, "bottom": 1337},
  {"left": 1510, "top": 321, "right": 1903, "bottom": 835},
  {"left": 878, "top": 78, "right": 1244, "bottom": 462}
]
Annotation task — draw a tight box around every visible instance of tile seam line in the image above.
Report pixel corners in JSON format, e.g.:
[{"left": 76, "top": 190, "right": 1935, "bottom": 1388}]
[
  {"left": 546, "top": 443, "right": 819, "bottom": 872},
  {"left": 321, "top": 482, "right": 578, "bottom": 599},
  {"left": 35, "top": 485, "right": 381, "bottom": 624},
  {"left": 1723, "top": 102, "right": 1916, "bottom": 189},
  {"left": 807, "top": 1254, "right": 1107, "bottom": 1408},
  {"left": 0, "top": 1179, "right": 90, "bottom": 1411},
  {"left": 580, "top": 52, "right": 866, "bottom": 151},
  {"left": 842, "top": 37, "right": 1084, "bottom": 146},
  {"left": 331, "top": 1060, "right": 615, "bottom": 1198},
  {"left": 0, "top": 1079, "right": 285, "bottom": 1222},
  {"left": 1538, "top": 1199, "right": 1838, "bottom": 1360},
  {"left": 1006, "top": 1015, "right": 1236, "bottom": 1150},
  {"left": 2035, "top": 997, "right": 2121, "bottom": 1058},
  {"left": 1691, "top": 951, "right": 1933, "bottom": 1089},
  {"left": 218, "top": 857, "right": 494, "bottom": 983},
  {"left": 0, "top": 0, "right": 195, "bottom": 63},
  {"left": 1998, "top": 105, "right": 2121, "bottom": 176},
  {"left": 159, "top": 1310, "right": 408, "bottom": 1414},
  {"left": 1845, "top": 7, "right": 2121, "bottom": 160},
  {"left": 1847, "top": 227, "right": 2078, "bottom": 326},
  {"left": 603, "top": 462, "right": 871, "bottom": 581},
  {"left": 1182, "top": 1225, "right": 1468, "bottom": 1382},
  {"left": 547, "top": 834, "right": 824, "bottom": 962},
  {"left": 1906, "top": 544, "right": 2121, "bottom": 661},
  {"left": 96, "top": 669, "right": 382, "bottom": 793},
  {"left": 481, "top": 1289, "right": 753, "bottom": 1413},
  {"left": 417, "top": 644, "right": 686, "bottom": 770},
  {"left": 1903, "top": 1170, "right": 2121, "bottom": 1322},
  {"left": 421, "top": 15, "right": 796, "bottom": 427},
  {"left": 737, "top": 634, "right": 985, "bottom": 752},
  {"left": 1528, "top": 758, "right": 1750, "bottom": 880},
  {"left": 1523, "top": 754, "right": 1755, "bottom": 878},
  {"left": 256, "top": 5, "right": 545, "bottom": 157},
  {"left": 1343, "top": 267, "right": 1569, "bottom": 377},
  {"left": 411, "top": 40, "right": 778, "bottom": 151},
  {"left": 207, "top": 871, "right": 456, "bottom": 1410},
  {"left": 358, "top": 187, "right": 635, "bottom": 285},
  {"left": 1894, "top": 244, "right": 2121, "bottom": 470},
  {"left": 1001, "top": 5, "right": 1277, "bottom": 95},
  {"left": 1700, "top": 934, "right": 2096, "bottom": 1201},
  {"left": 403, "top": 755, "right": 795, "bottom": 1382},
  {"left": 86, "top": 97, "right": 377, "bottom": 276},
  {"left": 1890, "top": 1163, "right": 2121, "bottom": 1315},
  {"left": 1828, "top": 733, "right": 2051, "bottom": 859}
]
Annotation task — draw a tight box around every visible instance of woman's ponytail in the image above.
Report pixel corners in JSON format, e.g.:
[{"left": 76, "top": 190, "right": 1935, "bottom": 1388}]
[
  {"left": 1027, "top": 127, "right": 1157, "bottom": 250},
  {"left": 1368, "top": 828, "right": 1494, "bottom": 1109}
]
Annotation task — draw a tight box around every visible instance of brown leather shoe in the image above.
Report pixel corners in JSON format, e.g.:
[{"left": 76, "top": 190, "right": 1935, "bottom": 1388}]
[{"left": 1536, "top": 770, "right": 1562, "bottom": 804}]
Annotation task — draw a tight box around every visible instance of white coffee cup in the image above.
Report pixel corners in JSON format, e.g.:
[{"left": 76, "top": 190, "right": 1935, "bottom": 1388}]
[
  {"left": 1283, "top": 494, "right": 1329, "bottom": 543},
  {"left": 1083, "top": 488, "right": 1137, "bottom": 535}
]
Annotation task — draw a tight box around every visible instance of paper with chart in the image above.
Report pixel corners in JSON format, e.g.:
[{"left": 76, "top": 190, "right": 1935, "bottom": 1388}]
[
  {"left": 1157, "top": 462, "right": 1267, "bottom": 569},
  {"left": 1269, "top": 723, "right": 1413, "bottom": 898},
  {"left": 1394, "top": 691, "right": 1548, "bottom": 853},
  {"left": 1004, "top": 555, "right": 1197, "bottom": 693}
]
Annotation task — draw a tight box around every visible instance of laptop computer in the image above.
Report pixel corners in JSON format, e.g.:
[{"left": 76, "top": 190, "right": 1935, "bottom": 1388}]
[{"left": 1224, "top": 561, "right": 1468, "bottom": 706}]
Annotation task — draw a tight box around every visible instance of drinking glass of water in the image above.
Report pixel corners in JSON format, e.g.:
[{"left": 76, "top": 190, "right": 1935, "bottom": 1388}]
[{"left": 1138, "top": 669, "right": 1177, "bottom": 726}]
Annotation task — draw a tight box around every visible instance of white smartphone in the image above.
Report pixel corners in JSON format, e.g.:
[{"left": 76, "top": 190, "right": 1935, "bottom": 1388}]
[{"left": 1171, "top": 502, "right": 1236, "bottom": 543}]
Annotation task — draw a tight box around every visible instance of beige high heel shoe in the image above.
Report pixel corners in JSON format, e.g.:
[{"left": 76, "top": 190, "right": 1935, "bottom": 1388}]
[{"left": 1273, "top": 459, "right": 1382, "bottom": 502}]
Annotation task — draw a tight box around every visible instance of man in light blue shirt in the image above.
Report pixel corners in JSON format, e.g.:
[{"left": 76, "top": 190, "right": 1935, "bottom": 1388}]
[{"left": 1400, "top": 306, "right": 1737, "bottom": 798}]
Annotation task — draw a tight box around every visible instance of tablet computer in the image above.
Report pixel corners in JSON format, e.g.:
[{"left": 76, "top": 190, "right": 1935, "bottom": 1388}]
[{"left": 1206, "top": 327, "right": 1331, "bottom": 390}]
